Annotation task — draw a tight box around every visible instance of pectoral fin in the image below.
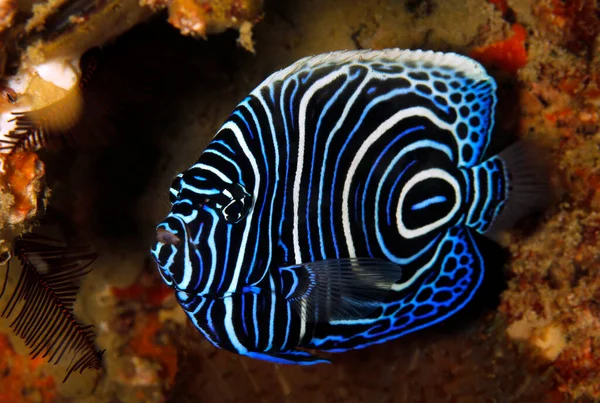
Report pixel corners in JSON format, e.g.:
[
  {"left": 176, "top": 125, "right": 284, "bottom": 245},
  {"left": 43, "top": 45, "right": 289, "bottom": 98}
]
[
  {"left": 245, "top": 349, "right": 330, "bottom": 365},
  {"left": 279, "top": 258, "right": 402, "bottom": 323}
]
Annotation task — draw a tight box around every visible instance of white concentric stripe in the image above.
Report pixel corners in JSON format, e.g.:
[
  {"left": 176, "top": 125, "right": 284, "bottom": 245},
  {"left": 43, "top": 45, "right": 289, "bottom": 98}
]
[
  {"left": 189, "top": 162, "right": 233, "bottom": 184},
  {"left": 282, "top": 301, "right": 291, "bottom": 349},
  {"left": 218, "top": 121, "right": 260, "bottom": 295},
  {"left": 374, "top": 140, "right": 451, "bottom": 264},
  {"left": 390, "top": 235, "right": 460, "bottom": 293},
  {"left": 342, "top": 106, "right": 456, "bottom": 256},
  {"left": 276, "top": 76, "right": 294, "bottom": 261},
  {"left": 396, "top": 168, "right": 461, "bottom": 239},
  {"left": 479, "top": 165, "right": 494, "bottom": 227},
  {"left": 164, "top": 214, "right": 198, "bottom": 291},
  {"left": 239, "top": 100, "right": 274, "bottom": 285},
  {"left": 316, "top": 68, "right": 373, "bottom": 259},
  {"left": 151, "top": 243, "right": 175, "bottom": 286},
  {"left": 204, "top": 148, "right": 244, "bottom": 180},
  {"left": 180, "top": 182, "right": 220, "bottom": 196},
  {"left": 224, "top": 297, "right": 247, "bottom": 354},
  {"left": 255, "top": 92, "right": 279, "bottom": 275},
  {"left": 180, "top": 229, "right": 194, "bottom": 289},
  {"left": 252, "top": 293, "right": 259, "bottom": 347},
  {"left": 466, "top": 166, "right": 480, "bottom": 225},
  {"left": 267, "top": 273, "right": 276, "bottom": 351},
  {"left": 187, "top": 300, "right": 220, "bottom": 347},
  {"left": 170, "top": 201, "right": 198, "bottom": 224},
  {"left": 325, "top": 231, "right": 460, "bottom": 325},
  {"left": 196, "top": 209, "right": 219, "bottom": 293},
  {"left": 298, "top": 296, "right": 308, "bottom": 342},
  {"left": 293, "top": 68, "right": 349, "bottom": 264}
]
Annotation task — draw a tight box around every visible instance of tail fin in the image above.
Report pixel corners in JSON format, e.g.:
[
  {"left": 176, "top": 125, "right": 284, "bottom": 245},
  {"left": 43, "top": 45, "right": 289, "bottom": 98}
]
[{"left": 484, "top": 140, "right": 552, "bottom": 240}]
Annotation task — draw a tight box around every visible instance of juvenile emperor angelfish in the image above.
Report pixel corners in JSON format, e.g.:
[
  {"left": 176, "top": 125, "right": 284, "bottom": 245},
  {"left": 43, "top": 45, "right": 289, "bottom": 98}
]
[{"left": 151, "top": 49, "right": 546, "bottom": 364}]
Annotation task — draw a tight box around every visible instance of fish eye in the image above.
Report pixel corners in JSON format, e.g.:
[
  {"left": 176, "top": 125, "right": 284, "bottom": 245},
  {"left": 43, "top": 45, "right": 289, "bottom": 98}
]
[
  {"left": 220, "top": 183, "right": 252, "bottom": 223},
  {"left": 169, "top": 173, "right": 184, "bottom": 204}
]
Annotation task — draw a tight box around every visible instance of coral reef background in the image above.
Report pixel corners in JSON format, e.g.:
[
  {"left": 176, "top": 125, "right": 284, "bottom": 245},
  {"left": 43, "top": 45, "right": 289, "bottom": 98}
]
[{"left": 1, "top": 0, "right": 599, "bottom": 402}]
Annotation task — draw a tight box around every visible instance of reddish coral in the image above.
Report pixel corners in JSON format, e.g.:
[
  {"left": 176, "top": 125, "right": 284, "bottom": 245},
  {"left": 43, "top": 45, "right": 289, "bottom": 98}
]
[
  {"left": 470, "top": 23, "right": 528, "bottom": 74},
  {"left": 554, "top": 331, "right": 600, "bottom": 397},
  {"left": 0, "top": 151, "right": 45, "bottom": 225},
  {"left": 158, "top": 0, "right": 263, "bottom": 37},
  {"left": 0, "top": 0, "right": 15, "bottom": 33},
  {"left": 544, "top": 108, "right": 574, "bottom": 125},
  {"left": 559, "top": 72, "right": 600, "bottom": 101},
  {"left": 111, "top": 270, "right": 173, "bottom": 307},
  {"left": 488, "top": 0, "right": 508, "bottom": 15},
  {"left": 111, "top": 268, "right": 179, "bottom": 393},
  {"left": 110, "top": 267, "right": 180, "bottom": 399},
  {"left": 127, "top": 313, "right": 178, "bottom": 387},
  {"left": 549, "top": 0, "right": 600, "bottom": 54},
  {"left": 0, "top": 334, "right": 56, "bottom": 402}
]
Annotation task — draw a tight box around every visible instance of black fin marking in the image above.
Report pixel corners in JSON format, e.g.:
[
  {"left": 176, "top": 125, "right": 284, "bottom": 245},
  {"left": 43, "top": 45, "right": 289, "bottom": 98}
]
[
  {"left": 280, "top": 258, "right": 402, "bottom": 323},
  {"left": 0, "top": 233, "right": 105, "bottom": 383},
  {"left": 485, "top": 140, "right": 552, "bottom": 239}
]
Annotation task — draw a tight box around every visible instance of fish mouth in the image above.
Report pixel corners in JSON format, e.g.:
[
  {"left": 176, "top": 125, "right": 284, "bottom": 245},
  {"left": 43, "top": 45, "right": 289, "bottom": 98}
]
[
  {"left": 151, "top": 214, "right": 204, "bottom": 294},
  {"left": 151, "top": 215, "right": 189, "bottom": 286},
  {"left": 155, "top": 227, "right": 181, "bottom": 247}
]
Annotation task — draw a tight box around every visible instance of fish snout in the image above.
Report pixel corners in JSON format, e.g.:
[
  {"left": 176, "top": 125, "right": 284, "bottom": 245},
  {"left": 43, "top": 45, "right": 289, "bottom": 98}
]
[
  {"left": 151, "top": 216, "right": 188, "bottom": 286},
  {"left": 156, "top": 227, "right": 181, "bottom": 246}
]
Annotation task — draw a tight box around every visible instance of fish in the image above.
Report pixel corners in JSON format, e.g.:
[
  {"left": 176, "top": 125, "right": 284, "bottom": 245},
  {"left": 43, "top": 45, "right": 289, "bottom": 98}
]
[{"left": 150, "top": 49, "right": 548, "bottom": 364}]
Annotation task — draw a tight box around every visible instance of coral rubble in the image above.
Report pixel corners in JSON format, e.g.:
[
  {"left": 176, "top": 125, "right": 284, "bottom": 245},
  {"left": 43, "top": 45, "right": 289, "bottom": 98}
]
[
  {"left": 0, "top": 152, "right": 45, "bottom": 238},
  {"left": 142, "top": 0, "right": 263, "bottom": 51},
  {"left": 0, "top": 334, "right": 57, "bottom": 403}
]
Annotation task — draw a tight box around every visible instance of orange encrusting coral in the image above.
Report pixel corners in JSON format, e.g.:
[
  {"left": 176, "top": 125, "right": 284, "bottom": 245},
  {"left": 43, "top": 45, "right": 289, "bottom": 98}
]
[
  {"left": 139, "top": 0, "right": 263, "bottom": 42},
  {"left": 111, "top": 274, "right": 173, "bottom": 307},
  {"left": 548, "top": 0, "right": 600, "bottom": 54},
  {"left": 127, "top": 313, "right": 178, "bottom": 387},
  {"left": 544, "top": 108, "right": 573, "bottom": 125},
  {"left": 487, "top": 0, "right": 508, "bottom": 15},
  {"left": 555, "top": 70, "right": 600, "bottom": 101},
  {"left": 470, "top": 23, "right": 528, "bottom": 74},
  {"left": 111, "top": 270, "right": 179, "bottom": 393},
  {"left": 0, "top": 151, "right": 45, "bottom": 225},
  {"left": 0, "top": 334, "right": 56, "bottom": 402},
  {"left": 555, "top": 335, "right": 600, "bottom": 397},
  {"left": 506, "top": 63, "right": 600, "bottom": 398}
]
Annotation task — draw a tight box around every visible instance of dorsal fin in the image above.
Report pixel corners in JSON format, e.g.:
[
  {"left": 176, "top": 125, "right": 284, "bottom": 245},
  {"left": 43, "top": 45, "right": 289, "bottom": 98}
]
[{"left": 255, "top": 49, "right": 497, "bottom": 167}]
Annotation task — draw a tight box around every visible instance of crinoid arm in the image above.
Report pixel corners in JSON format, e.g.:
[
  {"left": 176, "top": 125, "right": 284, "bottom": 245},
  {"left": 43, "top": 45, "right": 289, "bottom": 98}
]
[{"left": 0, "top": 233, "right": 105, "bottom": 383}]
